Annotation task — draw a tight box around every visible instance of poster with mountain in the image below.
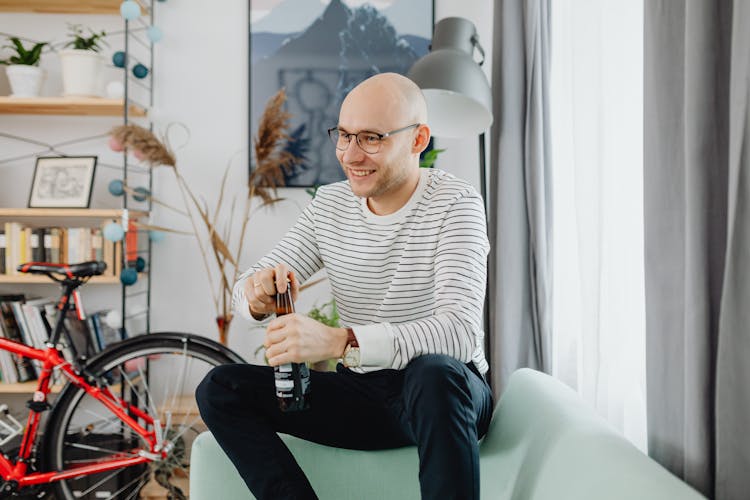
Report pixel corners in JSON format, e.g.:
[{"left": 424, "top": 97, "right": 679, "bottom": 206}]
[{"left": 249, "top": 0, "right": 434, "bottom": 187}]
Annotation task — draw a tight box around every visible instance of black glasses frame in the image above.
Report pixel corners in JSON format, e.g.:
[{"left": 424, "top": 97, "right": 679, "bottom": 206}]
[{"left": 327, "top": 123, "right": 420, "bottom": 154}]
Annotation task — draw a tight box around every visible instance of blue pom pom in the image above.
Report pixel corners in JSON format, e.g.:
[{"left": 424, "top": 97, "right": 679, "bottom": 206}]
[
  {"left": 149, "top": 230, "right": 165, "bottom": 243},
  {"left": 132, "top": 186, "right": 150, "bottom": 202},
  {"left": 135, "top": 256, "right": 146, "bottom": 272},
  {"left": 112, "top": 51, "right": 126, "bottom": 68},
  {"left": 120, "top": 0, "right": 140, "bottom": 20},
  {"left": 108, "top": 179, "right": 125, "bottom": 196},
  {"left": 103, "top": 222, "right": 125, "bottom": 242},
  {"left": 120, "top": 268, "right": 138, "bottom": 286},
  {"left": 132, "top": 63, "right": 149, "bottom": 79},
  {"left": 147, "top": 26, "right": 163, "bottom": 43}
]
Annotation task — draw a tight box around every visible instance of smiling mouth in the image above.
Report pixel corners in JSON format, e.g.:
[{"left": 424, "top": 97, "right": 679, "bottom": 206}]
[{"left": 348, "top": 168, "right": 375, "bottom": 177}]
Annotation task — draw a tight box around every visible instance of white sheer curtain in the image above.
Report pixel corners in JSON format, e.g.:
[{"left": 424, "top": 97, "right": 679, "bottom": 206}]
[{"left": 550, "top": 0, "right": 647, "bottom": 451}]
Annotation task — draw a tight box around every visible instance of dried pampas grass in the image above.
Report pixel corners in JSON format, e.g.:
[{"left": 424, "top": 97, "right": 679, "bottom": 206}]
[
  {"left": 107, "top": 88, "right": 302, "bottom": 345},
  {"left": 249, "top": 89, "right": 296, "bottom": 203},
  {"left": 109, "top": 124, "right": 176, "bottom": 168}
]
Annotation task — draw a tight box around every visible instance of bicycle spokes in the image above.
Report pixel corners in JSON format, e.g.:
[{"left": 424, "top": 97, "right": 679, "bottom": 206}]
[{"left": 45, "top": 336, "right": 235, "bottom": 499}]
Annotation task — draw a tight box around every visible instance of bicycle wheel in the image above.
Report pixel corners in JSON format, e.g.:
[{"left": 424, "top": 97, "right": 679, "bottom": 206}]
[{"left": 43, "top": 332, "right": 244, "bottom": 500}]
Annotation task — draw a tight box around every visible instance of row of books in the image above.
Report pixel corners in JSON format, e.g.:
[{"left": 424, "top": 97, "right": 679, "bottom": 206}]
[
  {"left": 0, "top": 222, "right": 123, "bottom": 277},
  {"left": 0, "top": 294, "right": 123, "bottom": 385}
]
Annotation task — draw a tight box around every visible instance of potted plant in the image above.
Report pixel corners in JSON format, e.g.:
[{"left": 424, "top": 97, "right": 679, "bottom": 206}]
[
  {"left": 0, "top": 37, "right": 48, "bottom": 97},
  {"left": 59, "top": 24, "right": 107, "bottom": 97}
]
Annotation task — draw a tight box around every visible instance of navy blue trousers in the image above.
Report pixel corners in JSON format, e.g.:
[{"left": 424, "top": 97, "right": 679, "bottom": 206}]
[{"left": 195, "top": 354, "right": 493, "bottom": 500}]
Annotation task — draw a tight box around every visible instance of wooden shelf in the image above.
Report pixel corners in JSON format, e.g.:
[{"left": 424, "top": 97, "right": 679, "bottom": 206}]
[
  {"left": 0, "top": 208, "right": 148, "bottom": 228},
  {"left": 0, "top": 208, "right": 147, "bottom": 219},
  {"left": 0, "top": 0, "right": 123, "bottom": 15},
  {"left": 0, "top": 97, "right": 147, "bottom": 117},
  {"left": 0, "top": 379, "right": 124, "bottom": 393},
  {"left": 0, "top": 274, "right": 121, "bottom": 284},
  {"left": 0, "top": 380, "right": 63, "bottom": 393}
]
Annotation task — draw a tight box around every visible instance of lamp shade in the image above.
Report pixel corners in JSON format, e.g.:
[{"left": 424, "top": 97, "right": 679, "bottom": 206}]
[{"left": 408, "top": 17, "right": 493, "bottom": 138}]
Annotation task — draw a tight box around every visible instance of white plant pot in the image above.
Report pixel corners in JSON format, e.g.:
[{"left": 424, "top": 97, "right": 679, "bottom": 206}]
[
  {"left": 59, "top": 49, "right": 103, "bottom": 97},
  {"left": 5, "top": 65, "right": 45, "bottom": 97}
]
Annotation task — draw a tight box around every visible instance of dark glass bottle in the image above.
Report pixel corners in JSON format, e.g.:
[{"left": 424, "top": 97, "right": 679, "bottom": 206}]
[{"left": 274, "top": 285, "right": 311, "bottom": 412}]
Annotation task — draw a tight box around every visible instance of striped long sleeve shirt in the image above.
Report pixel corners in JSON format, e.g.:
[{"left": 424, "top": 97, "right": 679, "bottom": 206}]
[{"left": 233, "top": 168, "right": 490, "bottom": 374}]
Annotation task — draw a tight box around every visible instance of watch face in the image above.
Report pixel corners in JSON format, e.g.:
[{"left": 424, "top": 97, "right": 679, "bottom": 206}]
[{"left": 344, "top": 346, "right": 360, "bottom": 367}]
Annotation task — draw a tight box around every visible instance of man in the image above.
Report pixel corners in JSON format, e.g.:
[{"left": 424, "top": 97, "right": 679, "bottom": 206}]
[{"left": 196, "top": 72, "right": 493, "bottom": 500}]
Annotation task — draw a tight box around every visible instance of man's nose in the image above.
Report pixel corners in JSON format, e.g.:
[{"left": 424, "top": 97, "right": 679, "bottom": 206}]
[{"left": 341, "top": 138, "right": 366, "bottom": 162}]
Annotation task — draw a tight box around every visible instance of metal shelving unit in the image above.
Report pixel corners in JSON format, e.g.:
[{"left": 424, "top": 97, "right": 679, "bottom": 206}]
[{"left": 0, "top": 0, "right": 159, "bottom": 390}]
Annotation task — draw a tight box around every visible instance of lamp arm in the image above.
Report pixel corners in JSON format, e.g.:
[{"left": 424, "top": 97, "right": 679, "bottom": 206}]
[{"left": 471, "top": 34, "right": 486, "bottom": 66}]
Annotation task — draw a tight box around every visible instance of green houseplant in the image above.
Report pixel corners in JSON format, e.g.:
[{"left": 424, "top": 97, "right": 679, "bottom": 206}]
[
  {"left": 63, "top": 24, "right": 107, "bottom": 52},
  {"left": 59, "top": 24, "right": 108, "bottom": 97},
  {"left": 1, "top": 37, "right": 48, "bottom": 97}
]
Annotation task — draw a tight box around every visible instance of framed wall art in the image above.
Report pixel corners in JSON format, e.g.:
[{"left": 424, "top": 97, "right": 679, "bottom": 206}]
[
  {"left": 28, "top": 156, "right": 97, "bottom": 208},
  {"left": 249, "top": 0, "right": 434, "bottom": 187}
]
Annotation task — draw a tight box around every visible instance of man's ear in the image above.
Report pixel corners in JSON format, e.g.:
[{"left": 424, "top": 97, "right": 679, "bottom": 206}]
[{"left": 412, "top": 124, "right": 431, "bottom": 154}]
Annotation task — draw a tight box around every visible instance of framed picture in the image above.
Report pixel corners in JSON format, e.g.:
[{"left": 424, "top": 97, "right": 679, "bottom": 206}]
[
  {"left": 28, "top": 156, "right": 97, "bottom": 208},
  {"left": 249, "top": 0, "right": 435, "bottom": 187}
]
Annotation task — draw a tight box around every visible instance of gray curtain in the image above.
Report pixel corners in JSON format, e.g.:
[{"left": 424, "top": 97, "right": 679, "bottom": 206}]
[
  {"left": 488, "top": 0, "right": 552, "bottom": 399},
  {"left": 644, "top": 1, "right": 750, "bottom": 498}
]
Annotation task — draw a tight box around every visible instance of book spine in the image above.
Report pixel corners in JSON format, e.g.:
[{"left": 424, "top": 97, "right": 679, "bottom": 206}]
[
  {"left": 0, "top": 314, "right": 20, "bottom": 383},
  {"left": 92, "top": 228, "right": 103, "bottom": 262},
  {"left": 19, "top": 227, "right": 30, "bottom": 265},
  {"left": 126, "top": 220, "right": 138, "bottom": 266},
  {"left": 3, "top": 223, "right": 11, "bottom": 274},
  {"left": 5, "top": 302, "right": 39, "bottom": 380},
  {"left": 50, "top": 228, "right": 61, "bottom": 264},
  {"left": 67, "top": 228, "right": 78, "bottom": 265},
  {"left": 31, "top": 228, "right": 45, "bottom": 262},
  {"left": 90, "top": 312, "right": 105, "bottom": 351},
  {"left": 6, "top": 223, "right": 21, "bottom": 274},
  {"left": 42, "top": 228, "right": 52, "bottom": 263},
  {"left": 60, "top": 227, "right": 68, "bottom": 264},
  {"left": 80, "top": 227, "right": 89, "bottom": 264},
  {"left": 0, "top": 230, "right": 6, "bottom": 274}
]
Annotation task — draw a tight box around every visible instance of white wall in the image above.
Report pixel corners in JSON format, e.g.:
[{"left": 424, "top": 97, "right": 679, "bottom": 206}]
[{"left": 0, "top": 0, "right": 493, "bottom": 363}]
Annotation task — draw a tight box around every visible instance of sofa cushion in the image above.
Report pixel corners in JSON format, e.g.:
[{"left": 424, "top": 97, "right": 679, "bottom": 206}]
[{"left": 190, "top": 368, "right": 704, "bottom": 499}]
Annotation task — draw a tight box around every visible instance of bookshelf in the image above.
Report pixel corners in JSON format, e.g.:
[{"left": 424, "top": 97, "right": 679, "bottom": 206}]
[
  {"left": 0, "top": 4, "right": 158, "bottom": 395},
  {"left": 1, "top": 208, "right": 147, "bottom": 279}
]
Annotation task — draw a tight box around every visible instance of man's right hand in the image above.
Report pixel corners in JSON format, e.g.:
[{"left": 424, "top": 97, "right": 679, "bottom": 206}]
[{"left": 244, "top": 263, "right": 299, "bottom": 319}]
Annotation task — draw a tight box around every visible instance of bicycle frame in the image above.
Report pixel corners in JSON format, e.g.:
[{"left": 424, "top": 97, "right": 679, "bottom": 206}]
[
  {"left": 0, "top": 338, "right": 162, "bottom": 488},
  {"left": 0, "top": 276, "right": 161, "bottom": 489}
]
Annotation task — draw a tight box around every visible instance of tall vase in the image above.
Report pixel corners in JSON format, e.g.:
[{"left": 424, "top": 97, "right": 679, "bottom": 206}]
[{"left": 216, "top": 315, "right": 232, "bottom": 346}]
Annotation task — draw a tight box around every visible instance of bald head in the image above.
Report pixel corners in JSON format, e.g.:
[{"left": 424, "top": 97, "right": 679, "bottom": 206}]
[{"left": 340, "top": 73, "right": 428, "bottom": 131}]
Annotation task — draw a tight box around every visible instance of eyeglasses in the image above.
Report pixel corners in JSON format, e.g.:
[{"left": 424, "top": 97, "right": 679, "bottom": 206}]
[{"left": 327, "top": 123, "right": 420, "bottom": 154}]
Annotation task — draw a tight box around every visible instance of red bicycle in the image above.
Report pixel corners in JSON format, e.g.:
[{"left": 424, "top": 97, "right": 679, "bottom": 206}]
[{"left": 0, "top": 262, "right": 242, "bottom": 499}]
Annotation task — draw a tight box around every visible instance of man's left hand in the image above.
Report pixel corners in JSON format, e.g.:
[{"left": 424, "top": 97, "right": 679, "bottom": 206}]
[{"left": 264, "top": 313, "right": 347, "bottom": 366}]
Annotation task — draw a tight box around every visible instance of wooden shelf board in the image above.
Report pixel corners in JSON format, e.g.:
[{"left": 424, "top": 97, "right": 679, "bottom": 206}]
[
  {"left": 0, "top": 208, "right": 148, "bottom": 219},
  {"left": 0, "top": 208, "right": 149, "bottom": 229},
  {"left": 0, "top": 97, "right": 147, "bottom": 117},
  {"left": 0, "top": 274, "right": 120, "bottom": 284},
  {"left": 0, "top": 380, "right": 63, "bottom": 393},
  {"left": 0, "top": 0, "right": 122, "bottom": 15},
  {"left": 0, "top": 380, "right": 124, "bottom": 393}
]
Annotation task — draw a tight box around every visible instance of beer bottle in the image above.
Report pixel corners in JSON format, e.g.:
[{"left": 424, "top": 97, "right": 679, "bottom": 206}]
[{"left": 274, "top": 282, "right": 311, "bottom": 412}]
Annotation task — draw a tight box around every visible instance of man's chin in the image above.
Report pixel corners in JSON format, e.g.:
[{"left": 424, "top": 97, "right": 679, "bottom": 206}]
[
  {"left": 349, "top": 184, "right": 370, "bottom": 198},
  {"left": 347, "top": 173, "right": 375, "bottom": 198}
]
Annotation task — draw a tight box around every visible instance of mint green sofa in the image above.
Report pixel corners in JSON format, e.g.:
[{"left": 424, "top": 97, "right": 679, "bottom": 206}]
[{"left": 189, "top": 368, "right": 704, "bottom": 499}]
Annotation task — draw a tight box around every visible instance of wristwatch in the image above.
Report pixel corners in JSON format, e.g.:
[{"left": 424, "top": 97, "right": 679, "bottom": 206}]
[{"left": 342, "top": 327, "right": 360, "bottom": 367}]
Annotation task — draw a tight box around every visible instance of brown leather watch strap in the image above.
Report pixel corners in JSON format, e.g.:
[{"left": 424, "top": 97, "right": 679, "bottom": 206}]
[{"left": 346, "top": 327, "right": 359, "bottom": 348}]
